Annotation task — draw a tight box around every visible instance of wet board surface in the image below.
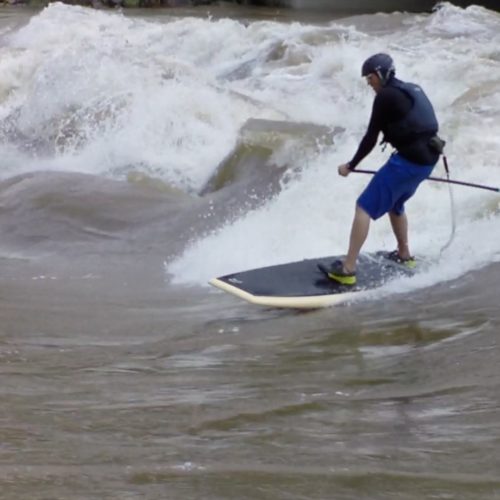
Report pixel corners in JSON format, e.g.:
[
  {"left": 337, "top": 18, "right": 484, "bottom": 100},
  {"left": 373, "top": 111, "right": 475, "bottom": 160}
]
[{"left": 209, "top": 252, "right": 416, "bottom": 309}]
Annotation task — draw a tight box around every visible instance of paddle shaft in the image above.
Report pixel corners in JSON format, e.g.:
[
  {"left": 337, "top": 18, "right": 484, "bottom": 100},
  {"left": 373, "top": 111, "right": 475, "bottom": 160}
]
[{"left": 353, "top": 169, "right": 499, "bottom": 193}]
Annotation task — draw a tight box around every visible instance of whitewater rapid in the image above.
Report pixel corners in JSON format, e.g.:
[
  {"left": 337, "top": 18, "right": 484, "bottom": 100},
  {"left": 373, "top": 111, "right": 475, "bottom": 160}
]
[{"left": 0, "top": 2, "right": 499, "bottom": 296}]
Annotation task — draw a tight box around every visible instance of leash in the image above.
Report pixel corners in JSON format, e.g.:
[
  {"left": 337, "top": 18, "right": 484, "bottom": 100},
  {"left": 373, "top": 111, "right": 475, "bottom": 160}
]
[{"left": 439, "top": 154, "right": 456, "bottom": 254}]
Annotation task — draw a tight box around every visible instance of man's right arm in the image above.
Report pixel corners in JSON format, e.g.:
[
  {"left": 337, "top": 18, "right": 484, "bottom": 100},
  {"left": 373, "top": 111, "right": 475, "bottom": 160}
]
[{"left": 347, "top": 96, "right": 384, "bottom": 170}]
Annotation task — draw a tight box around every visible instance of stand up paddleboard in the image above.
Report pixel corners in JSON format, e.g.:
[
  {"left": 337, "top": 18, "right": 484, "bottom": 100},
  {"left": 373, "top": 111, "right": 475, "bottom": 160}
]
[{"left": 209, "top": 252, "right": 416, "bottom": 309}]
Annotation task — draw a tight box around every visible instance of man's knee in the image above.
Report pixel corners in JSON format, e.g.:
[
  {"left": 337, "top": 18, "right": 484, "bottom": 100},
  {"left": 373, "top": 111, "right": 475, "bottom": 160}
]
[
  {"left": 355, "top": 202, "right": 373, "bottom": 219},
  {"left": 389, "top": 208, "right": 405, "bottom": 217}
]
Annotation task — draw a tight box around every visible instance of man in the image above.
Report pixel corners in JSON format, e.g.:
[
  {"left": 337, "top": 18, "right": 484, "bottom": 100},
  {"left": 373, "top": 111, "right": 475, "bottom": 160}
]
[{"left": 324, "top": 53, "right": 443, "bottom": 286}]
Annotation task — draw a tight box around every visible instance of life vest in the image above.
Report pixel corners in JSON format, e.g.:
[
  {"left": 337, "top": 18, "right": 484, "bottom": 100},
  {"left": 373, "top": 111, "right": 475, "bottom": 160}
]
[{"left": 383, "top": 78, "right": 439, "bottom": 148}]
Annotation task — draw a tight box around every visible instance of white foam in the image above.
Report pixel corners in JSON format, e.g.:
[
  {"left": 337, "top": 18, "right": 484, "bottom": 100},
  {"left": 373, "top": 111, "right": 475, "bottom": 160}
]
[{"left": 0, "top": 4, "right": 281, "bottom": 189}]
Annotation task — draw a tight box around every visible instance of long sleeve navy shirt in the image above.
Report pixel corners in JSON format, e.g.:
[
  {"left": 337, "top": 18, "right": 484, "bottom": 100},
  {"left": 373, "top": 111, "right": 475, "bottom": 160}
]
[{"left": 349, "top": 85, "right": 439, "bottom": 169}]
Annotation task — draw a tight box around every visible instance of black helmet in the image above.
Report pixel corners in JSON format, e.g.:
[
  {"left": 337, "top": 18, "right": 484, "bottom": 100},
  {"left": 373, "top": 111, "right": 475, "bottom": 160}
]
[{"left": 361, "top": 53, "right": 395, "bottom": 85}]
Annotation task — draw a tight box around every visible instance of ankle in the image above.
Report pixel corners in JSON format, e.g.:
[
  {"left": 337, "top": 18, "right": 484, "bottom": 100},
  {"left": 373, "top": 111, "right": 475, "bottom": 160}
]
[
  {"left": 343, "top": 262, "right": 356, "bottom": 273},
  {"left": 398, "top": 244, "right": 410, "bottom": 259}
]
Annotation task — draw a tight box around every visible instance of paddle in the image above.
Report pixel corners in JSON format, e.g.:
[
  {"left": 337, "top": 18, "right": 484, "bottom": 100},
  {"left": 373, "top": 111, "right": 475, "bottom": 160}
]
[{"left": 352, "top": 169, "right": 499, "bottom": 193}]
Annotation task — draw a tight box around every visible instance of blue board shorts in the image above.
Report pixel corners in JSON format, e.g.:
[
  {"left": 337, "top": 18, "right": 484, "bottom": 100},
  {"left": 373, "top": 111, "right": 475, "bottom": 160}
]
[{"left": 357, "top": 153, "right": 435, "bottom": 220}]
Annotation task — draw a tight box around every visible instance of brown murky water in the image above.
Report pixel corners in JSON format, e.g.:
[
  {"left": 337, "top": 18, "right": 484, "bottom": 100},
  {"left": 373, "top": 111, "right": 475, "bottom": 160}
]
[{"left": 1, "top": 249, "right": 499, "bottom": 499}]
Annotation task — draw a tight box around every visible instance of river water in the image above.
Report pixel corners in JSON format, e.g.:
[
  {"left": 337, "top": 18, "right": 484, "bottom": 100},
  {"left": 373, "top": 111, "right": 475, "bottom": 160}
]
[{"left": 0, "top": 3, "right": 499, "bottom": 499}]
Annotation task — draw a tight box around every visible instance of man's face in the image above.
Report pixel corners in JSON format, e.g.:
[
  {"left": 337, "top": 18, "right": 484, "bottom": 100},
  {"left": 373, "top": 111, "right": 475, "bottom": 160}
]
[{"left": 365, "top": 73, "right": 382, "bottom": 93}]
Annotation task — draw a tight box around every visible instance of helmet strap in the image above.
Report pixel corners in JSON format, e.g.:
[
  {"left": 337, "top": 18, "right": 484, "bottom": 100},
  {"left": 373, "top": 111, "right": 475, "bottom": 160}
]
[{"left": 376, "top": 70, "right": 386, "bottom": 86}]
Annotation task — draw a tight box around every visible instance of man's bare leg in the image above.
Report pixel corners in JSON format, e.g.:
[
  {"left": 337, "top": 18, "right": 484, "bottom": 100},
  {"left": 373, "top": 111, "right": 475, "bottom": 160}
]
[
  {"left": 389, "top": 210, "right": 411, "bottom": 259},
  {"left": 343, "top": 204, "right": 371, "bottom": 272}
]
